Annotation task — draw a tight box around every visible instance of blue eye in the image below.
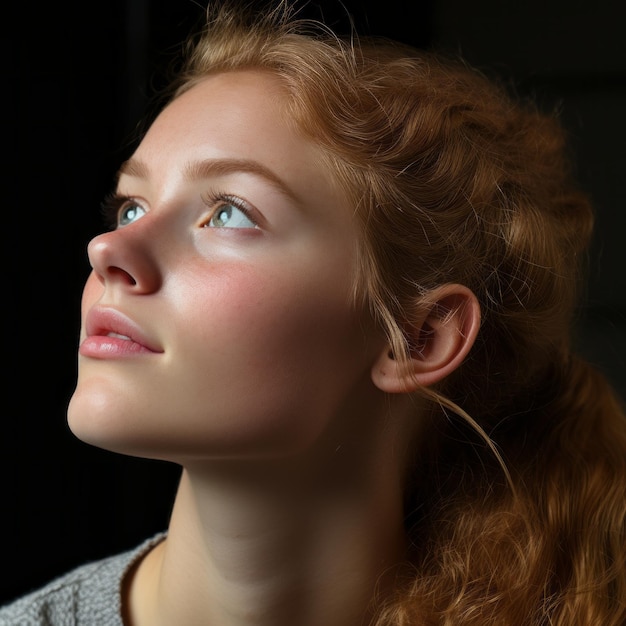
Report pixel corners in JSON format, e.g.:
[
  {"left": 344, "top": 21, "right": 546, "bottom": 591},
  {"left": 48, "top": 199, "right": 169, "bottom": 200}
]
[
  {"left": 118, "top": 203, "right": 147, "bottom": 227},
  {"left": 205, "top": 199, "right": 257, "bottom": 229},
  {"left": 100, "top": 193, "right": 148, "bottom": 230}
]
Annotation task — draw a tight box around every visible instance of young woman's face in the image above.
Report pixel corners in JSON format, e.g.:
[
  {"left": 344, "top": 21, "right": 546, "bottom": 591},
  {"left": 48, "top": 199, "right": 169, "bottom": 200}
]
[{"left": 67, "top": 71, "right": 385, "bottom": 461}]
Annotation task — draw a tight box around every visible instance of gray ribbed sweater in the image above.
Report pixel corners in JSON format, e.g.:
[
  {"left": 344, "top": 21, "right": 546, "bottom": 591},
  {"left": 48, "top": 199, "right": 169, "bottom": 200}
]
[{"left": 0, "top": 534, "right": 165, "bottom": 626}]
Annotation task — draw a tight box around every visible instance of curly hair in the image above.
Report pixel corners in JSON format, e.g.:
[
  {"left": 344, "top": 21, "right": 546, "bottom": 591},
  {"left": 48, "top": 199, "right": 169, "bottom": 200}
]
[{"left": 160, "top": 3, "right": 626, "bottom": 623}]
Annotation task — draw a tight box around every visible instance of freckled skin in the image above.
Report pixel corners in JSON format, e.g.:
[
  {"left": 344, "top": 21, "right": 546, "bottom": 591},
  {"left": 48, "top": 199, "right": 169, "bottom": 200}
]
[{"left": 68, "top": 71, "right": 385, "bottom": 462}]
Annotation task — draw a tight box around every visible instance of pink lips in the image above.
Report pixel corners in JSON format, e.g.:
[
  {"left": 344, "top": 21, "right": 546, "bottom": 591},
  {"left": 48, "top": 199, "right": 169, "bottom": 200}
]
[{"left": 79, "top": 306, "right": 163, "bottom": 358}]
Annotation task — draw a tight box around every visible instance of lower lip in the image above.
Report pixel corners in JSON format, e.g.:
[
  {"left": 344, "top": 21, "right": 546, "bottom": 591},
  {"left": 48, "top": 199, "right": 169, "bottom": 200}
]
[{"left": 79, "top": 336, "right": 158, "bottom": 358}]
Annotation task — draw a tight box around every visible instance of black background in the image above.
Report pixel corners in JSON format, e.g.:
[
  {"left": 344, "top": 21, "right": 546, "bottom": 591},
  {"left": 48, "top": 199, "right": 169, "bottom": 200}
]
[{"left": 4, "top": 0, "right": 625, "bottom": 604}]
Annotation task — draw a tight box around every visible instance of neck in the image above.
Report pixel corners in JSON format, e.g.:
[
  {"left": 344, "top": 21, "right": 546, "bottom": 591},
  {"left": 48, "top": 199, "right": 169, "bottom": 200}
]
[{"left": 127, "top": 403, "right": 415, "bottom": 626}]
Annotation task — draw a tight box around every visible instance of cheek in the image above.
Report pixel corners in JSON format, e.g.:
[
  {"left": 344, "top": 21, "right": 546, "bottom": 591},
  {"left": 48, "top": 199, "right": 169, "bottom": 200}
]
[
  {"left": 179, "top": 261, "right": 356, "bottom": 366},
  {"left": 166, "top": 263, "right": 373, "bottom": 453}
]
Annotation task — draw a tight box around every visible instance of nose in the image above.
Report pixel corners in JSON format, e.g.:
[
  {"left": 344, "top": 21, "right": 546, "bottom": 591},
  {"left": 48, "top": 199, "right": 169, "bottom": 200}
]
[{"left": 87, "top": 226, "right": 162, "bottom": 294}]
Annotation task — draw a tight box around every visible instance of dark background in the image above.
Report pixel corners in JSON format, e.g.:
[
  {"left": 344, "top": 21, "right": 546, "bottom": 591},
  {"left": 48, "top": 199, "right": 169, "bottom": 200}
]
[{"left": 4, "top": 0, "right": 625, "bottom": 604}]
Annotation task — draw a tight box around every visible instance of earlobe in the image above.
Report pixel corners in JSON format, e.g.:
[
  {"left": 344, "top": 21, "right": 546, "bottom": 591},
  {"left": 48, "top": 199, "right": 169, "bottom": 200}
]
[{"left": 371, "top": 284, "right": 481, "bottom": 394}]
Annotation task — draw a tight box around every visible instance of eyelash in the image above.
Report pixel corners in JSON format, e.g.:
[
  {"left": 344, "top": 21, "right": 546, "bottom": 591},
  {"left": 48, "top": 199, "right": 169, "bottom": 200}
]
[
  {"left": 99, "top": 191, "right": 258, "bottom": 229},
  {"left": 200, "top": 190, "right": 258, "bottom": 228},
  {"left": 100, "top": 192, "right": 134, "bottom": 230}
]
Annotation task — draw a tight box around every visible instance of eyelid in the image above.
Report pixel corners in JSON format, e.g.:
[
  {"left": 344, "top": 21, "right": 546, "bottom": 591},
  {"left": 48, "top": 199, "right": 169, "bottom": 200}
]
[
  {"left": 200, "top": 191, "right": 264, "bottom": 229},
  {"left": 100, "top": 192, "right": 146, "bottom": 230},
  {"left": 100, "top": 189, "right": 265, "bottom": 230}
]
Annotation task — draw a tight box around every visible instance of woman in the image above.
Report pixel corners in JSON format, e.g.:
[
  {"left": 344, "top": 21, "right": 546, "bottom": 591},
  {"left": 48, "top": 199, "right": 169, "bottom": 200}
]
[{"left": 2, "top": 2, "right": 625, "bottom": 625}]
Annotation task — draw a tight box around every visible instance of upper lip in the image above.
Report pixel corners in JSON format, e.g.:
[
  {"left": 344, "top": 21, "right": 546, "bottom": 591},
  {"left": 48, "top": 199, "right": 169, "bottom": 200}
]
[{"left": 85, "top": 306, "right": 164, "bottom": 353}]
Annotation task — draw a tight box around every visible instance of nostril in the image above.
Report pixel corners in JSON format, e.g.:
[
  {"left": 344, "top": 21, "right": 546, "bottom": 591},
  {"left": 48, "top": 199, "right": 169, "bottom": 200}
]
[
  {"left": 87, "top": 233, "right": 160, "bottom": 294},
  {"left": 107, "top": 266, "right": 138, "bottom": 286}
]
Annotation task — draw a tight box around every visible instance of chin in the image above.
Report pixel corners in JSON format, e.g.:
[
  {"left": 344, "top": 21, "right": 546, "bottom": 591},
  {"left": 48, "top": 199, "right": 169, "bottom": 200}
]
[{"left": 67, "top": 381, "right": 154, "bottom": 459}]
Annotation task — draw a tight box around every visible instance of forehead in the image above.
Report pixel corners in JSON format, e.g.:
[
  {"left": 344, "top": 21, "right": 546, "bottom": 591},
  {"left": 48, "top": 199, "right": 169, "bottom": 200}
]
[
  {"left": 129, "top": 71, "right": 347, "bottom": 203},
  {"left": 140, "top": 71, "right": 301, "bottom": 164},
  {"left": 163, "top": 70, "right": 288, "bottom": 126}
]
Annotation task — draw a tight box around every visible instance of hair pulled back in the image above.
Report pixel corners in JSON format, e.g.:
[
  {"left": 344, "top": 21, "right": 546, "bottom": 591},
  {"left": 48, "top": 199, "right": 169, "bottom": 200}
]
[{"left": 165, "top": 4, "right": 626, "bottom": 623}]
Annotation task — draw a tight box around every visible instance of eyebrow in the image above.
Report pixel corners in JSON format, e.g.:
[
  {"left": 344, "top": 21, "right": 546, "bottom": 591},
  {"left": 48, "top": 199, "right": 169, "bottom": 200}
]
[{"left": 117, "top": 157, "right": 301, "bottom": 204}]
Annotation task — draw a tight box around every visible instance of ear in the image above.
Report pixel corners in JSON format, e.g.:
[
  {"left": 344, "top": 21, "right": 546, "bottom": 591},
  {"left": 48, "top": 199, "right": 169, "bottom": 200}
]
[{"left": 371, "top": 284, "right": 481, "bottom": 394}]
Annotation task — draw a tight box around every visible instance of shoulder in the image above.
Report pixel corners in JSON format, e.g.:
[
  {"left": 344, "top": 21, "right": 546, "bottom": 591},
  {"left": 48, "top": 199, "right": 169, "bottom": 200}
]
[{"left": 0, "top": 533, "right": 166, "bottom": 626}]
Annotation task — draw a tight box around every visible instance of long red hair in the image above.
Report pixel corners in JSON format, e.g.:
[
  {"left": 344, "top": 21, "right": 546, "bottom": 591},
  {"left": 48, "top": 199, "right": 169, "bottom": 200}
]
[{"left": 163, "top": 4, "right": 626, "bottom": 623}]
